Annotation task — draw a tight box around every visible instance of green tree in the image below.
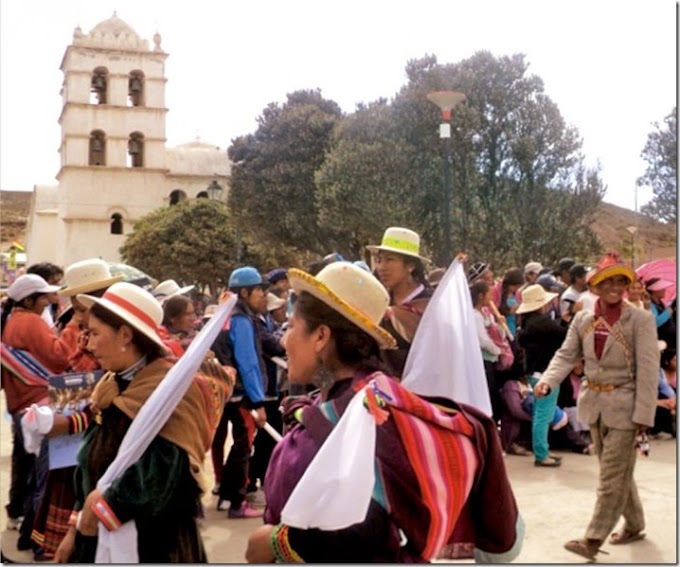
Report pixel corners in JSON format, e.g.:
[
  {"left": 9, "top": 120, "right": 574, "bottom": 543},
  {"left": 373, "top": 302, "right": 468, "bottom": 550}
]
[
  {"left": 317, "top": 52, "right": 604, "bottom": 267},
  {"left": 638, "top": 108, "right": 677, "bottom": 223},
  {"left": 120, "top": 199, "right": 250, "bottom": 298},
  {"left": 227, "top": 89, "right": 343, "bottom": 255}
]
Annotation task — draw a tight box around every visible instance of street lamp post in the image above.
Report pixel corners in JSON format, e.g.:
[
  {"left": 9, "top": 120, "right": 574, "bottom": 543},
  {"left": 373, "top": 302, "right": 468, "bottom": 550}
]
[
  {"left": 427, "top": 90, "right": 466, "bottom": 265},
  {"left": 626, "top": 225, "right": 638, "bottom": 268}
]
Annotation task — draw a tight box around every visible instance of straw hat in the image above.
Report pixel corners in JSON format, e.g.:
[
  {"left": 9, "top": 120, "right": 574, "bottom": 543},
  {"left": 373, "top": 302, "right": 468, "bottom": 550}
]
[
  {"left": 152, "top": 279, "right": 195, "bottom": 304},
  {"left": 8, "top": 274, "right": 61, "bottom": 302},
  {"left": 266, "top": 292, "right": 287, "bottom": 312},
  {"left": 588, "top": 252, "right": 635, "bottom": 288},
  {"left": 366, "top": 227, "right": 430, "bottom": 263},
  {"left": 58, "top": 258, "right": 124, "bottom": 297},
  {"left": 77, "top": 282, "right": 164, "bottom": 347},
  {"left": 516, "top": 284, "right": 558, "bottom": 314},
  {"left": 288, "top": 262, "right": 397, "bottom": 349}
]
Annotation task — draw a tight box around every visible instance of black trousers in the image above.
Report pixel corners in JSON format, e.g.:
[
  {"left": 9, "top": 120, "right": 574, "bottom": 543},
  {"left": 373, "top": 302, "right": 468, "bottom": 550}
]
[{"left": 218, "top": 403, "right": 254, "bottom": 508}]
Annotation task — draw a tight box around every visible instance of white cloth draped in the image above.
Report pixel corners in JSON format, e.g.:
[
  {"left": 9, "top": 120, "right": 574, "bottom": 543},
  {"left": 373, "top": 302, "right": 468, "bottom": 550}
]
[
  {"left": 401, "top": 258, "right": 492, "bottom": 415},
  {"left": 94, "top": 295, "right": 237, "bottom": 563}
]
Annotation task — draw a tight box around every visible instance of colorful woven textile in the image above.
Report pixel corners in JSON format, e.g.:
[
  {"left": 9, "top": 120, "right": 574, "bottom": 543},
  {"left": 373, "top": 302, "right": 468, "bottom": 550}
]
[{"left": 1, "top": 343, "right": 51, "bottom": 386}]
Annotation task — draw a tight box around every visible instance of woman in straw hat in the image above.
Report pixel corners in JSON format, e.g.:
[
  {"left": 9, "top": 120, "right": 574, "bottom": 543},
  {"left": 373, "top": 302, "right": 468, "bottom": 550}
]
[
  {"left": 245, "top": 262, "right": 522, "bottom": 563},
  {"left": 55, "top": 282, "right": 216, "bottom": 563},
  {"left": 516, "top": 283, "right": 567, "bottom": 467},
  {"left": 366, "top": 227, "right": 433, "bottom": 378},
  {"left": 27, "top": 259, "right": 122, "bottom": 560},
  {"left": 534, "top": 252, "right": 659, "bottom": 560}
]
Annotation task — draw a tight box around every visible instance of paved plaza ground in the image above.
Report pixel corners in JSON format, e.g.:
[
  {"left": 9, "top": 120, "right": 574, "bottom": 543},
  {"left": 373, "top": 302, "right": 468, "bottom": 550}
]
[{"left": 1, "top": 390, "right": 676, "bottom": 563}]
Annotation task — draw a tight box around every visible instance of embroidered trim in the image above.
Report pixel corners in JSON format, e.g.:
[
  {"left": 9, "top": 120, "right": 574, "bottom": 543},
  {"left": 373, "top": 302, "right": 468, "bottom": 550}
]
[
  {"left": 583, "top": 315, "right": 634, "bottom": 379},
  {"left": 270, "top": 524, "right": 304, "bottom": 563},
  {"left": 92, "top": 497, "right": 122, "bottom": 531}
]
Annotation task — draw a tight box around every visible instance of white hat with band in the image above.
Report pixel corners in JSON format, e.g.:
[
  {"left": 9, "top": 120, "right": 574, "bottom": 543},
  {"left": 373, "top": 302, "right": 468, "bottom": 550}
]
[
  {"left": 366, "top": 227, "right": 430, "bottom": 263},
  {"left": 77, "top": 282, "right": 164, "bottom": 347}
]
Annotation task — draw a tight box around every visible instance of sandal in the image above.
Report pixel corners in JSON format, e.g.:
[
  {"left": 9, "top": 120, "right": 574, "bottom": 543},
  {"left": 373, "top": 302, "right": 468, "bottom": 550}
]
[
  {"left": 564, "top": 538, "right": 604, "bottom": 560},
  {"left": 534, "top": 456, "right": 561, "bottom": 467},
  {"left": 609, "top": 530, "right": 646, "bottom": 545},
  {"left": 507, "top": 443, "right": 532, "bottom": 456}
]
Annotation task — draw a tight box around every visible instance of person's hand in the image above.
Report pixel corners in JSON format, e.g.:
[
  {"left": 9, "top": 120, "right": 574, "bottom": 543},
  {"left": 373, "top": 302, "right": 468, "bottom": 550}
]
[
  {"left": 78, "top": 489, "right": 102, "bottom": 536},
  {"left": 455, "top": 252, "right": 468, "bottom": 264},
  {"left": 534, "top": 382, "right": 551, "bottom": 398},
  {"left": 54, "top": 525, "right": 76, "bottom": 562},
  {"left": 572, "top": 300, "right": 584, "bottom": 313},
  {"left": 633, "top": 423, "right": 648, "bottom": 435},
  {"left": 251, "top": 407, "right": 267, "bottom": 428},
  {"left": 245, "top": 524, "right": 276, "bottom": 563}
]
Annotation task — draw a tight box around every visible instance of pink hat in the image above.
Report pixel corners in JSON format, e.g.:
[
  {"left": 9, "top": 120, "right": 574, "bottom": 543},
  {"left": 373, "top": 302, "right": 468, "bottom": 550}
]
[{"left": 645, "top": 278, "right": 673, "bottom": 292}]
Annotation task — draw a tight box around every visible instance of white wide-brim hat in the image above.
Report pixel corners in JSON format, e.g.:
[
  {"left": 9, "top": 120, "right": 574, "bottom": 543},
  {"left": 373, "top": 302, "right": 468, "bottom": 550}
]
[
  {"left": 366, "top": 227, "right": 430, "bottom": 263},
  {"left": 77, "top": 282, "right": 164, "bottom": 347},
  {"left": 516, "top": 284, "right": 558, "bottom": 315},
  {"left": 59, "top": 258, "right": 124, "bottom": 297},
  {"left": 152, "top": 279, "right": 195, "bottom": 304},
  {"left": 288, "top": 263, "right": 397, "bottom": 349}
]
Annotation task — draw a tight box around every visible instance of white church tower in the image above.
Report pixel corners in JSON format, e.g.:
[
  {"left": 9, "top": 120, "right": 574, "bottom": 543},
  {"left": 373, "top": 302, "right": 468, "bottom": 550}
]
[{"left": 26, "top": 13, "right": 230, "bottom": 267}]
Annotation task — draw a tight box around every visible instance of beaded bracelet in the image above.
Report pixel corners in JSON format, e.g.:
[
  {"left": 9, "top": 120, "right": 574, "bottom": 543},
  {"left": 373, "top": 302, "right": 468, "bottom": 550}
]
[{"left": 270, "top": 524, "right": 304, "bottom": 563}]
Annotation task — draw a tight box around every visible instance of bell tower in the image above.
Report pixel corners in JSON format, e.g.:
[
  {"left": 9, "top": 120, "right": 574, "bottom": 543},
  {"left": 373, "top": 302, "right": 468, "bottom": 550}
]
[{"left": 55, "top": 12, "right": 169, "bottom": 263}]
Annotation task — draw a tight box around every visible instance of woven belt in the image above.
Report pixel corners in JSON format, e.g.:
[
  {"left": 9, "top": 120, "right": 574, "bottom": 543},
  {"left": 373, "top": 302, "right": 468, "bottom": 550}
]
[{"left": 585, "top": 380, "right": 616, "bottom": 393}]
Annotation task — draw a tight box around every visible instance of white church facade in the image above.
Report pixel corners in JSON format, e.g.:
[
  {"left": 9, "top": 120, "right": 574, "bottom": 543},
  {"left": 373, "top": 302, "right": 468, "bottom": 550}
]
[{"left": 26, "top": 13, "right": 230, "bottom": 267}]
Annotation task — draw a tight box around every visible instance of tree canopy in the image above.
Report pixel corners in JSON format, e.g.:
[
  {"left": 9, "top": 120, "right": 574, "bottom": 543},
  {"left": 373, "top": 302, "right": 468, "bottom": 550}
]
[
  {"left": 119, "top": 199, "right": 247, "bottom": 298},
  {"left": 638, "top": 107, "right": 677, "bottom": 223}
]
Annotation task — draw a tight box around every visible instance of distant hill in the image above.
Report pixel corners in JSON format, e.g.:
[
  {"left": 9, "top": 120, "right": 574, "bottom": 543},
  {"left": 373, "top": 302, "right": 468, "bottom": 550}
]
[{"left": 0, "top": 190, "right": 676, "bottom": 264}]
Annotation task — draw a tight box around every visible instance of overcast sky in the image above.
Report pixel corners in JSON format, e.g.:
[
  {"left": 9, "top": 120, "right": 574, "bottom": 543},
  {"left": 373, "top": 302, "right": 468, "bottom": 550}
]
[{"left": 1, "top": 0, "right": 676, "bottom": 212}]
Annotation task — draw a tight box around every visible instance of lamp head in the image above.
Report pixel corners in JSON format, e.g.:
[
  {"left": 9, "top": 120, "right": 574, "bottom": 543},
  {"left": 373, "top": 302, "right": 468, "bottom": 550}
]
[{"left": 427, "top": 90, "right": 466, "bottom": 121}]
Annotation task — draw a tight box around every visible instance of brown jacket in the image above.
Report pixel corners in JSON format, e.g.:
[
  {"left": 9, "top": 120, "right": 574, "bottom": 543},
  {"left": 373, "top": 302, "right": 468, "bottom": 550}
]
[{"left": 539, "top": 302, "right": 658, "bottom": 429}]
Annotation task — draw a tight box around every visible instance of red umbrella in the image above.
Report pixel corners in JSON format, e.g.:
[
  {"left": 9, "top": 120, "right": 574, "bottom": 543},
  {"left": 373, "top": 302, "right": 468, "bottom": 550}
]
[{"left": 636, "top": 259, "right": 677, "bottom": 303}]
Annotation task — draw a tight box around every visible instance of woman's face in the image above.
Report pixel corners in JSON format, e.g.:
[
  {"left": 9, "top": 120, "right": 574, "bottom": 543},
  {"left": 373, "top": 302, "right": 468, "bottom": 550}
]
[
  {"left": 71, "top": 296, "right": 90, "bottom": 326},
  {"left": 25, "top": 294, "right": 50, "bottom": 314},
  {"left": 649, "top": 288, "right": 666, "bottom": 301},
  {"left": 282, "top": 310, "right": 321, "bottom": 385},
  {"left": 374, "top": 252, "right": 411, "bottom": 291},
  {"left": 171, "top": 301, "right": 197, "bottom": 333},
  {"left": 596, "top": 276, "right": 629, "bottom": 306},
  {"left": 86, "top": 314, "right": 131, "bottom": 372},
  {"left": 628, "top": 280, "right": 644, "bottom": 301}
]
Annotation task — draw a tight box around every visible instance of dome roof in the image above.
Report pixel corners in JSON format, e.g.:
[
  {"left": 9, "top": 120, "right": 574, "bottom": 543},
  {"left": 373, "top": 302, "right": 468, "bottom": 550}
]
[
  {"left": 90, "top": 13, "right": 140, "bottom": 39},
  {"left": 166, "top": 140, "right": 231, "bottom": 176},
  {"left": 74, "top": 12, "right": 150, "bottom": 51}
]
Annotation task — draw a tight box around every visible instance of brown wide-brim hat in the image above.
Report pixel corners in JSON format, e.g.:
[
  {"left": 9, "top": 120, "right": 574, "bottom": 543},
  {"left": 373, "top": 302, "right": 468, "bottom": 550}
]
[{"left": 288, "top": 263, "right": 397, "bottom": 349}]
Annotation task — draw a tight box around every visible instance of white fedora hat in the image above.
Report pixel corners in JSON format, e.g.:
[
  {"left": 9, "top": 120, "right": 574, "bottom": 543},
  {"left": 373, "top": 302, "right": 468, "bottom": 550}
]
[
  {"left": 58, "top": 258, "right": 124, "bottom": 297},
  {"left": 366, "top": 227, "right": 430, "bottom": 263},
  {"left": 77, "top": 282, "right": 164, "bottom": 347},
  {"left": 288, "top": 262, "right": 396, "bottom": 349},
  {"left": 516, "top": 284, "right": 558, "bottom": 315},
  {"left": 152, "top": 279, "right": 195, "bottom": 304}
]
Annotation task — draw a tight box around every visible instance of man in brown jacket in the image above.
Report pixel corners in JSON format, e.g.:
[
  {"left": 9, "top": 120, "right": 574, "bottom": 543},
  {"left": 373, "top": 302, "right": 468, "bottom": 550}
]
[{"left": 534, "top": 252, "right": 659, "bottom": 560}]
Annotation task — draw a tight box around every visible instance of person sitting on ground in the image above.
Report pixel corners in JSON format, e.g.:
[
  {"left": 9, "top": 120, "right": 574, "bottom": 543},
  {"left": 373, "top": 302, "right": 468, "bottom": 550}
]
[{"left": 651, "top": 342, "right": 676, "bottom": 438}]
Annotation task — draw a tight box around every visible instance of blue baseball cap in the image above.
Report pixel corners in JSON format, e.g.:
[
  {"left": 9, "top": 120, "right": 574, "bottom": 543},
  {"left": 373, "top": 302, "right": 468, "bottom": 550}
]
[{"left": 228, "top": 266, "right": 264, "bottom": 289}]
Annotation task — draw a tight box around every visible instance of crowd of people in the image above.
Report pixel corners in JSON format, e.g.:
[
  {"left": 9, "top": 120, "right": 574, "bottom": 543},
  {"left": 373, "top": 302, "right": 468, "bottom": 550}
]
[{"left": 0, "top": 228, "right": 675, "bottom": 563}]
